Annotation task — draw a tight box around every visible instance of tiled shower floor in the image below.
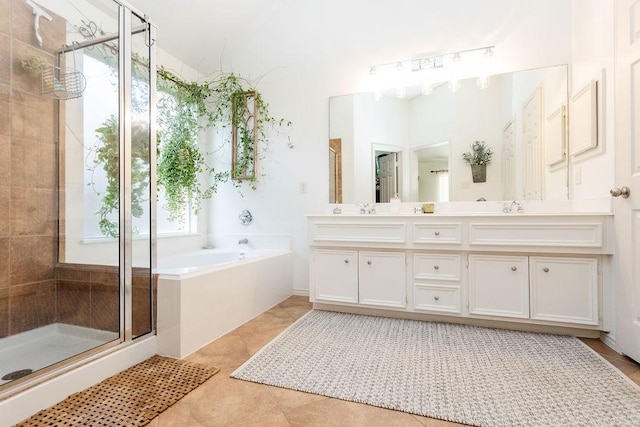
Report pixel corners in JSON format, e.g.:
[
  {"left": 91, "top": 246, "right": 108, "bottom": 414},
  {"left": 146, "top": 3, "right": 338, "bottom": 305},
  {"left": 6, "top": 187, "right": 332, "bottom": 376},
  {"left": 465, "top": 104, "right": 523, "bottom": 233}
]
[{"left": 0, "top": 324, "right": 118, "bottom": 386}]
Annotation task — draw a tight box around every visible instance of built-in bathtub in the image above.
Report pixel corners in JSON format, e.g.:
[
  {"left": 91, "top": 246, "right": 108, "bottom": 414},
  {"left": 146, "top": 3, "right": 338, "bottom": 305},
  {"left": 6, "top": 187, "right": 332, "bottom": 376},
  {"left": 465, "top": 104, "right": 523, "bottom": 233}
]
[{"left": 156, "top": 247, "right": 293, "bottom": 358}]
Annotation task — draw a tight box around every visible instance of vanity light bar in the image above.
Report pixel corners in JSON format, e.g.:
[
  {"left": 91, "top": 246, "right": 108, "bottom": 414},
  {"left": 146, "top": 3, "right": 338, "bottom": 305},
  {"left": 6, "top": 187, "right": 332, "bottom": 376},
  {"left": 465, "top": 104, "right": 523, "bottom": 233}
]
[
  {"left": 369, "top": 46, "right": 494, "bottom": 76},
  {"left": 367, "top": 46, "right": 495, "bottom": 95}
]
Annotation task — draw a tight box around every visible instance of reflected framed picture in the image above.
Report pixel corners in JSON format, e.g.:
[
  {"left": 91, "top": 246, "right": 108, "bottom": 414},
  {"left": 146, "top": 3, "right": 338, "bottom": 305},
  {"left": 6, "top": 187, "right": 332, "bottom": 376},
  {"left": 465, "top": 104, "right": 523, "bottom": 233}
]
[
  {"left": 569, "top": 80, "right": 598, "bottom": 157},
  {"left": 545, "top": 105, "right": 566, "bottom": 167}
]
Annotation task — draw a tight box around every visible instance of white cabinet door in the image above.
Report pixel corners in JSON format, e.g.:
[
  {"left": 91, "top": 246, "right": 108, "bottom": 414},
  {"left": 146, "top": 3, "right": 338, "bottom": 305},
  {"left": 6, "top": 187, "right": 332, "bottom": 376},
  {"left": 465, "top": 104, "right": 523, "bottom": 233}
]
[
  {"left": 530, "top": 257, "right": 599, "bottom": 325},
  {"left": 313, "top": 249, "right": 358, "bottom": 303},
  {"left": 359, "top": 251, "right": 406, "bottom": 308},
  {"left": 469, "top": 254, "right": 529, "bottom": 319}
]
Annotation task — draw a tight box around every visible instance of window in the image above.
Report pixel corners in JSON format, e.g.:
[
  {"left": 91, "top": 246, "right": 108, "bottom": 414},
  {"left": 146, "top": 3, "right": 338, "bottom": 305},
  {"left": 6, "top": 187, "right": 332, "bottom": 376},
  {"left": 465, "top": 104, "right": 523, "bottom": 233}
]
[{"left": 81, "top": 54, "right": 196, "bottom": 239}]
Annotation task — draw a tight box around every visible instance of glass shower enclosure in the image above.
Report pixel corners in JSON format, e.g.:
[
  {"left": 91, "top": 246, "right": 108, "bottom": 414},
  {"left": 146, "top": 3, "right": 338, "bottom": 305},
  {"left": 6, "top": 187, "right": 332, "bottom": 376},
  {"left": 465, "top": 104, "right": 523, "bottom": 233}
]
[{"left": 0, "top": 0, "right": 155, "bottom": 392}]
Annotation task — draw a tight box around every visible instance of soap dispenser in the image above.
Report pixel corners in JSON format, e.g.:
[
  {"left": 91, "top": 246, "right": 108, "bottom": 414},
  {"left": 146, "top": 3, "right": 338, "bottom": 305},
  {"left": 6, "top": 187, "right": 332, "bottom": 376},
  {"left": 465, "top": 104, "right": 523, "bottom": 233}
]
[{"left": 390, "top": 193, "right": 401, "bottom": 213}]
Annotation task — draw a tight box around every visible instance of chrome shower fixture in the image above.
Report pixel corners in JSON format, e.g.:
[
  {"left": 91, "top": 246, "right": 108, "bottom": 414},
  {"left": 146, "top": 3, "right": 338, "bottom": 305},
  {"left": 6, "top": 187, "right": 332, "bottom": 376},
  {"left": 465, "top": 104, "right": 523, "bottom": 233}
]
[
  {"left": 26, "top": 0, "right": 52, "bottom": 47},
  {"left": 239, "top": 210, "right": 253, "bottom": 226}
]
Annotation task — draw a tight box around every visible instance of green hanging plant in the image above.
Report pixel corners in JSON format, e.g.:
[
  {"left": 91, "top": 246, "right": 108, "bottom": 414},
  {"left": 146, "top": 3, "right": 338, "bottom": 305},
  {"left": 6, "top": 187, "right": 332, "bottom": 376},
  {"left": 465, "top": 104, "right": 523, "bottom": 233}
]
[
  {"left": 206, "top": 72, "right": 292, "bottom": 189},
  {"left": 90, "top": 65, "right": 292, "bottom": 237},
  {"left": 92, "top": 116, "right": 150, "bottom": 237}
]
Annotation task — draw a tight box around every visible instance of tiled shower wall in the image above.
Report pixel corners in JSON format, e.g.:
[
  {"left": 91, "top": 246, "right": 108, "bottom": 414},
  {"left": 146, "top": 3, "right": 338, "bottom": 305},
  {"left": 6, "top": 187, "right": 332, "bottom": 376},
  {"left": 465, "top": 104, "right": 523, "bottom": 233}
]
[
  {"left": 1, "top": 0, "right": 155, "bottom": 340},
  {"left": 56, "top": 265, "right": 156, "bottom": 336},
  {"left": 0, "top": 0, "right": 64, "bottom": 338}
]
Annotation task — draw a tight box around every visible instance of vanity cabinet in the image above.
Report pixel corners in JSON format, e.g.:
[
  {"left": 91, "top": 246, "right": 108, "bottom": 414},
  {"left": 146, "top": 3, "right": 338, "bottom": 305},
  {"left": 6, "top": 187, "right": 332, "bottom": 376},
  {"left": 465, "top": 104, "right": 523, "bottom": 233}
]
[
  {"left": 468, "top": 254, "right": 530, "bottom": 319},
  {"left": 312, "top": 248, "right": 406, "bottom": 308},
  {"left": 308, "top": 213, "right": 612, "bottom": 333},
  {"left": 413, "top": 253, "right": 462, "bottom": 314},
  {"left": 358, "top": 251, "right": 406, "bottom": 308},
  {"left": 529, "top": 256, "right": 599, "bottom": 325},
  {"left": 468, "top": 254, "right": 600, "bottom": 326},
  {"left": 312, "top": 249, "right": 358, "bottom": 303}
]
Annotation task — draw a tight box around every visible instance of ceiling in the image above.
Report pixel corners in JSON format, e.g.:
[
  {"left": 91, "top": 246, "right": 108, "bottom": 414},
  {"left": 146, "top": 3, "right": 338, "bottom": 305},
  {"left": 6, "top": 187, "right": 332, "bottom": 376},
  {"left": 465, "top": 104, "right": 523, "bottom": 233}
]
[
  {"left": 123, "top": 0, "right": 534, "bottom": 77},
  {"left": 125, "top": 0, "right": 285, "bottom": 74}
]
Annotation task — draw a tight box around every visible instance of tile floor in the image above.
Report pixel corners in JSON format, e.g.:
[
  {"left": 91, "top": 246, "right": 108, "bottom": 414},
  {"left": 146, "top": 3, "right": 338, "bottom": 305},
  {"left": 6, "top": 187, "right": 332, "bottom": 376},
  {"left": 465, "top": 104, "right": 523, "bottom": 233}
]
[{"left": 149, "top": 296, "right": 640, "bottom": 427}]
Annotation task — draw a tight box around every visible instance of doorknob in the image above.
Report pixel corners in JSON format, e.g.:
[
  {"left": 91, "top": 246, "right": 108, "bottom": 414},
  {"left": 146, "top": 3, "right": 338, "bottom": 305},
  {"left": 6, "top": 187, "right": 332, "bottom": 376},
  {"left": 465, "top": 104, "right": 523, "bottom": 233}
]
[{"left": 610, "top": 186, "right": 631, "bottom": 198}]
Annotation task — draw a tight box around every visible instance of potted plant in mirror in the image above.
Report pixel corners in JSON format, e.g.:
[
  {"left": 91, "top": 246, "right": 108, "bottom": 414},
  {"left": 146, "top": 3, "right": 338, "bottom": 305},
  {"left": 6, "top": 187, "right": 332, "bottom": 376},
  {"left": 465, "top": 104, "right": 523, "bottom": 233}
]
[{"left": 462, "top": 140, "right": 493, "bottom": 183}]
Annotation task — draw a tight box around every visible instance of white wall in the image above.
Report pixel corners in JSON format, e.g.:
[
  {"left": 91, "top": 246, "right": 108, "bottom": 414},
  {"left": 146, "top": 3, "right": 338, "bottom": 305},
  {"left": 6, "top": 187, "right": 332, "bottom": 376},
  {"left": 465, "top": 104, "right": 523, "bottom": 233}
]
[
  {"left": 166, "top": 0, "right": 580, "bottom": 293},
  {"left": 570, "top": 0, "right": 616, "bottom": 200},
  {"left": 408, "top": 76, "right": 510, "bottom": 201},
  {"left": 418, "top": 160, "right": 449, "bottom": 201}
]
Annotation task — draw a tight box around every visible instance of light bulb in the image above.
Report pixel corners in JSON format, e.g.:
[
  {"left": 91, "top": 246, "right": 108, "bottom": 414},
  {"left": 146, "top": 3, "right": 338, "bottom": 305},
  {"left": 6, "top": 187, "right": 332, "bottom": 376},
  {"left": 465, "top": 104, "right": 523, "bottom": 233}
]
[
  {"left": 421, "top": 84, "right": 433, "bottom": 95},
  {"left": 477, "top": 75, "right": 491, "bottom": 89}
]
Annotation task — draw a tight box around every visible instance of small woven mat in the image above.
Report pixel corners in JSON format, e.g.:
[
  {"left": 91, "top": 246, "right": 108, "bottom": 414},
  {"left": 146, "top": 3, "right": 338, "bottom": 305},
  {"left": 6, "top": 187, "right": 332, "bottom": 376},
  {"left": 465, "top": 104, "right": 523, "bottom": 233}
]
[{"left": 18, "top": 355, "right": 219, "bottom": 426}]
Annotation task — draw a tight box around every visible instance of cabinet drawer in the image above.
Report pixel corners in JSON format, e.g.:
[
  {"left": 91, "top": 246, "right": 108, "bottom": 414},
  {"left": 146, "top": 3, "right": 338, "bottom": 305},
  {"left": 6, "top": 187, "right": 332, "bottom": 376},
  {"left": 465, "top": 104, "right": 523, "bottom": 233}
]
[
  {"left": 414, "top": 254, "right": 461, "bottom": 281},
  {"left": 414, "top": 284, "right": 461, "bottom": 314},
  {"left": 311, "top": 222, "right": 406, "bottom": 244},
  {"left": 413, "top": 223, "right": 462, "bottom": 244},
  {"left": 468, "top": 222, "right": 603, "bottom": 248}
]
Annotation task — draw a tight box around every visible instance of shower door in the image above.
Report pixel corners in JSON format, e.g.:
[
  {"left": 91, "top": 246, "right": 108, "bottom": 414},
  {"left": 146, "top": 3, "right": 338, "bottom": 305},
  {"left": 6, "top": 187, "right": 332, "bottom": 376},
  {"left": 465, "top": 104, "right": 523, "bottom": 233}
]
[{"left": 0, "top": 0, "right": 155, "bottom": 391}]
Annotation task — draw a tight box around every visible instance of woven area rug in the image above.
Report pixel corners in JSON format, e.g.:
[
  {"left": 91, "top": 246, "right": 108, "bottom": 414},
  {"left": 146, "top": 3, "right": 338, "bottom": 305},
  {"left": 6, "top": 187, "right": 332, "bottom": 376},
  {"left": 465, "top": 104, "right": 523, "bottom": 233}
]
[
  {"left": 232, "top": 310, "right": 640, "bottom": 426},
  {"left": 18, "top": 355, "right": 219, "bottom": 427}
]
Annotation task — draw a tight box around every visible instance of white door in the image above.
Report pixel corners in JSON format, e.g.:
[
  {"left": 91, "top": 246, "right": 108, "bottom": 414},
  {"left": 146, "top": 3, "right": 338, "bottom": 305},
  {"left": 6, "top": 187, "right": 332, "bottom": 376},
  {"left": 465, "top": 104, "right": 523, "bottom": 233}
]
[
  {"left": 502, "top": 119, "right": 516, "bottom": 200},
  {"left": 613, "top": 0, "right": 640, "bottom": 363},
  {"left": 378, "top": 153, "right": 398, "bottom": 202},
  {"left": 522, "top": 87, "right": 543, "bottom": 200}
]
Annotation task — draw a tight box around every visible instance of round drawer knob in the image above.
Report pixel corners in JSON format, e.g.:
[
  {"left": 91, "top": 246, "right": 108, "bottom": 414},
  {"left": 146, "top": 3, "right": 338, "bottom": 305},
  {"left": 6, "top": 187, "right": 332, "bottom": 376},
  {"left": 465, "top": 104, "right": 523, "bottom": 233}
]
[
  {"left": 543, "top": 267, "right": 550, "bottom": 273},
  {"left": 433, "top": 265, "right": 439, "bottom": 270},
  {"left": 434, "top": 231, "right": 440, "bottom": 236},
  {"left": 367, "top": 260, "right": 372, "bottom": 265},
  {"left": 511, "top": 266, "right": 517, "bottom": 271},
  {"left": 344, "top": 259, "right": 349, "bottom": 264},
  {"left": 434, "top": 296, "right": 440, "bottom": 301}
]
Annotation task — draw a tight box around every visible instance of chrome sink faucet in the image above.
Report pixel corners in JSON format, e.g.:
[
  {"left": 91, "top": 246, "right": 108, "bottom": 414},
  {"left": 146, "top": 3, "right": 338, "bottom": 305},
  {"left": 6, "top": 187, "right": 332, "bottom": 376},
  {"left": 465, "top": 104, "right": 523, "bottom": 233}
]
[{"left": 503, "top": 200, "right": 524, "bottom": 213}]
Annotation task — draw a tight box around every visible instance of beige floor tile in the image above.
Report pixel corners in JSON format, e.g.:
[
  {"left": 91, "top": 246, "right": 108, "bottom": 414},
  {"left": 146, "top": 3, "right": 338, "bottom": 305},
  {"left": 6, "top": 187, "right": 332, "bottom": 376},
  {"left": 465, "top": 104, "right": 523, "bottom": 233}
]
[
  {"left": 284, "top": 397, "right": 424, "bottom": 427},
  {"left": 238, "top": 325, "right": 290, "bottom": 355},
  {"left": 418, "top": 416, "right": 468, "bottom": 426},
  {"left": 604, "top": 355, "right": 640, "bottom": 376},
  {"left": 186, "top": 333, "right": 251, "bottom": 370},
  {"left": 277, "top": 304, "right": 314, "bottom": 320},
  {"left": 235, "top": 310, "right": 296, "bottom": 336},
  {"left": 158, "top": 368, "right": 285, "bottom": 426},
  {"left": 277, "top": 295, "right": 312, "bottom": 308},
  {"left": 228, "top": 412, "right": 292, "bottom": 427},
  {"left": 264, "top": 384, "right": 328, "bottom": 411}
]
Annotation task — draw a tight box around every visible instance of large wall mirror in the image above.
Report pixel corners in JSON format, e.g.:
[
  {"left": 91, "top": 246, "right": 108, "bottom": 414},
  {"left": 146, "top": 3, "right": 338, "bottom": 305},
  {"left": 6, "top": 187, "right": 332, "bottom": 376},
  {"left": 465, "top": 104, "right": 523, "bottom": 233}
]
[{"left": 329, "top": 64, "right": 569, "bottom": 204}]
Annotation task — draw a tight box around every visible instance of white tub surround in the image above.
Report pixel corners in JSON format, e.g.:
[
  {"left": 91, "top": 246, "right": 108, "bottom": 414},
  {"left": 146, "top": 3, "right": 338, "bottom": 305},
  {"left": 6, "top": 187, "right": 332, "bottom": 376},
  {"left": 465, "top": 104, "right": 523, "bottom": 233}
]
[
  {"left": 157, "top": 250, "right": 293, "bottom": 358},
  {"left": 308, "top": 210, "right": 613, "bottom": 336}
]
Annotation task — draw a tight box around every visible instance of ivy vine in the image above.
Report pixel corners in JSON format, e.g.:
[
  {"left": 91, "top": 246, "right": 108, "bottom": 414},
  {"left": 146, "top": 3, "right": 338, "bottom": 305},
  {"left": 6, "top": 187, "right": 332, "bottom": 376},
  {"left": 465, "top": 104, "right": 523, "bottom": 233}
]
[
  {"left": 92, "top": 116, "right": 150, "bottom": 237},
  {"left": 91, "top": 64, "right": 291, "bottom": 237}
]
